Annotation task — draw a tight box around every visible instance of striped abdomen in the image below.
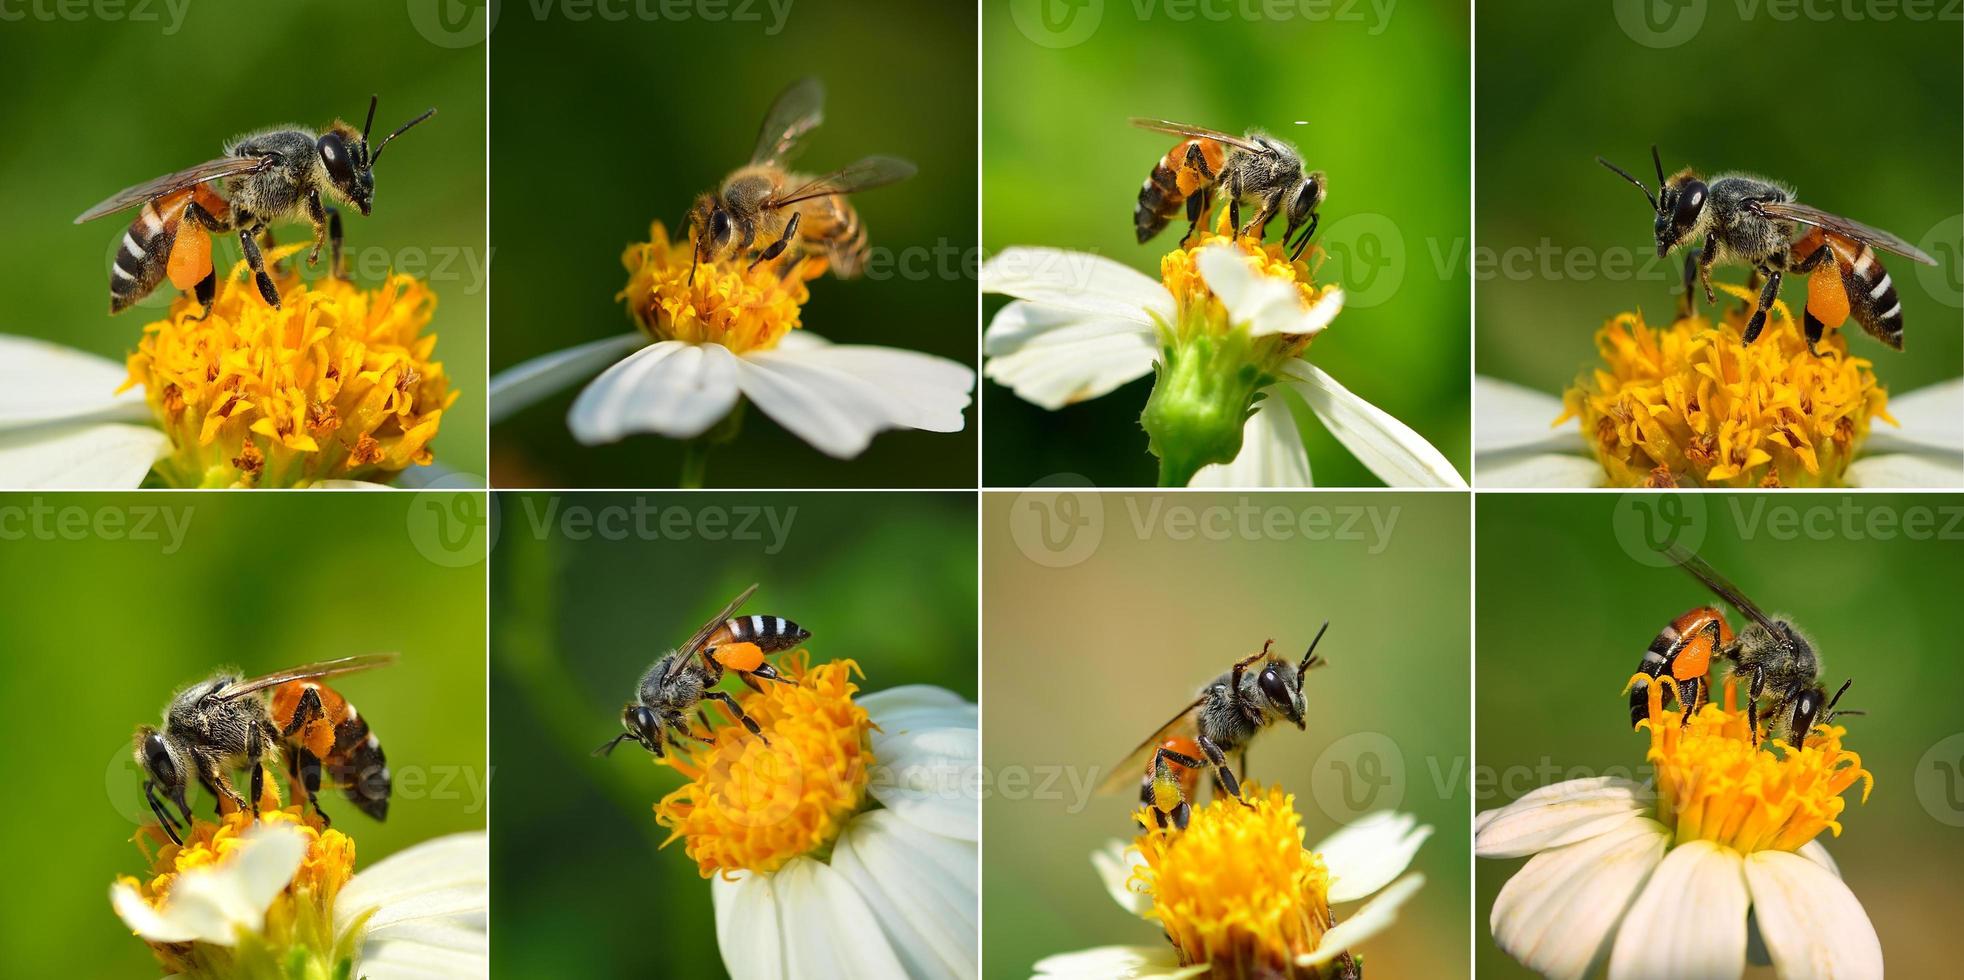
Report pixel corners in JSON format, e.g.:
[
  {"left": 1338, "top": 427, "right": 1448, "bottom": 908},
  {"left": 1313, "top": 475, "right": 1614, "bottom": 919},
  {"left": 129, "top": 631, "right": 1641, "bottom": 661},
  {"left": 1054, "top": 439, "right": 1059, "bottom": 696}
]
[
  {"left": 1630, "top": 607, "right": 1731, "bottom": 726},
  {"left": 796, "top": 194, "right": 870, "bottom": 278},
  {"left": 1799, "top": 229, "right": 1905, "bottom": 350},
  {"left": 108, "top": 185, "right": 228, "bottom": 314},
  {"left": 713, "top": 614, "right": 811, "bottom": 654},
  {"left": 269, "top": 680, "right": 390, "bottom": 821},
  {"left": 1135, "top": 138, "right": 1227, "bottom": 244}
]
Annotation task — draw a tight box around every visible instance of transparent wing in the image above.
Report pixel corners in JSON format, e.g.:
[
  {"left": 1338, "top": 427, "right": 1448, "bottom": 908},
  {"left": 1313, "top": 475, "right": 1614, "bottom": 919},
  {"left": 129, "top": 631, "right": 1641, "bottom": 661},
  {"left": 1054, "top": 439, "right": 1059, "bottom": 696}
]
[
  {"left": 1128, "top": 117, "right": 1265, "bottom": 152},
  {"left": 750, "top": 76, "right": 826, "bottom": 166},
  {"left": 1754, "top": 200, "right": 1937, "bottom": 266},
  {"left": 769, "top": 156, "right": 917, "bottom": 208},
  {"left": 214, "top": 653, "right": 399, "bottom": 701},
  {"left": 74, "top": 156, "right": 271, "bottom": 224},
  {"left": 1663, "top": 546, "right": 1782, "bottom": 636},
  {"left": 1093, "top": 698, "right": 1204, "bottom": 797},
  {"left": 663, "top": 584, "right": 760, "bottom": 682}
]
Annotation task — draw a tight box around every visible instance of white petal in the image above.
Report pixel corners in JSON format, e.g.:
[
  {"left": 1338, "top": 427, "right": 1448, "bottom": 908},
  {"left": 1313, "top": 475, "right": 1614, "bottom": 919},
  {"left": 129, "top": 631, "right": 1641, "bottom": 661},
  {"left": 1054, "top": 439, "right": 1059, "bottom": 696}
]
[
  {"left": 1089, "top": 839, "right": 1150, "bottom": 917},
  {"left": 867, "top": 725, "right": 980, "bottom": 842},
  {"left": 1299, "top": 873, "right": 1425, "bottom": 967},
  {"left": 1608, "top": 840, "right": 1749, "bottom": 980},
  {"left": 1188, "top": 389, "right": 1313, "bottom": 488},
  {"left": 338, "top": 832, "right": 489, "bottom": 940},
  {"left": 1477, "top": 777, "right": 1651, "bottom": 835},
  {"left": 772, "top": 856, "right": 912, "bottom": 980},
  {"left": 1032, "top": 945, "right": 1201, "bottom": 979},
  {"left": 829, "top": 810, "right": 978, "bottom": 980},
  {"left": 568, "top": 341, "right": 741, "bottom": 445},
  {"left": 731, "top": 350, "right": 916, "bottom": 459},
  {"left": 1281, "top": 361, "right": 1467, "bottom": 487},
  {"left": 781, "top": 343, "right": 974, "bottom": 432},
  {"left": 980, "top": 247, "right": 1172, "bottom": 324},
  {"left": 1475, "top": 780, "right": 1652, "bottom": 859},
  {"left": 1490, "top": 817, "right": 1669, "bottom": 980},
  {"left": 0, "top": 422, "right": 162, "bottom": 489},
  {"left": 1473, "top": 375, "right": 1584, "bottom": 455},
  {"left": 1743, "top": 849, "right": 1883, "bottom": 980},
  {"left": 1195, "top": 245, "right": 1343, "bottom": 338},
  {"left": 352, "top": 919, "right": 487, "bottom": 979},
  {"left": 1796, "top": 840, "right": 1840, "bottom": 878},
  {"left": 487, "top": 333, "right": 643, "bottom": 425},
  {"left": 1863, "top": 377, "right": 1963, "bottom": 454},
  {"left": 1844, "top": 451, "right": 1964, "bottom": 488},
  {"left": 713, "top": 871, "right": 785, "bottom": 980},
  {"left": 1476, "top": 451, "right": 1605, "bottom": 488},
  {"left": 982, "top": 301, "right": 1157, "bottom": 410},
  {"left": 0, "top": 334, "right": 150, "bottom": 428},
  {"left": 113, "top": 823, "right": 307, "bottom": 946},
  {"left": 859, "top": 685, "right": 979, "bottom": 733},
  {"left": 1312, "top": 811, "right": 1431, "bottom": 904}
]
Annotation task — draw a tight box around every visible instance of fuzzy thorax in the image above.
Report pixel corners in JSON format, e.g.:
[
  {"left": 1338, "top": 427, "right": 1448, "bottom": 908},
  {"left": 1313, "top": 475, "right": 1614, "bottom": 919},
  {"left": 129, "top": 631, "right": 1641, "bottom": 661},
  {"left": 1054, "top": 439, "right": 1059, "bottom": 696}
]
[{"left": 618, "top": 220, "right": 826, "bottom": 356}]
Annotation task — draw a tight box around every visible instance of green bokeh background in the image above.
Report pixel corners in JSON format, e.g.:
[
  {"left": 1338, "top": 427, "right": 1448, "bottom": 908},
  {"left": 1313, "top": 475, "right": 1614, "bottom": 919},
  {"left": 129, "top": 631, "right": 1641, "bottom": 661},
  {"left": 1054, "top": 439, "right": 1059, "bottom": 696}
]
[
  {"left": 1476, "top": 4, "right": 1963, "bottom": 401},
  {"left": 983, "top": 2, "right": 1471, "bottom": 487},
  {"left": 0, "top": 492, "right": 488, "bottom": 977},
  {"left": 488, "top": 3, "right": 979, "bottom": 489},
  {"left": 1475, "top": 493, "right": 1964, "bottom": 977},
  {"left": 983, "top": 491, "right": 1471, "bottom": 977},
  {"left": 0, "top": 0, "right": 489, "bottom": 478},
  {"left": 489, "top": 491, "right": 978, "bottom": 978}
]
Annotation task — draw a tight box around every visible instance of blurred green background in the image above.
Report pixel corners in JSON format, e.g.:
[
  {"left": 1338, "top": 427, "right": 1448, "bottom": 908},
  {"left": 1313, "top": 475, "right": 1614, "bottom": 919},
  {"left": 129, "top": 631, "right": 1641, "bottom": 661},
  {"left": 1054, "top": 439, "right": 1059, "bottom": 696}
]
[
  {"left": 983, "top": 3, "right": 1471, "bottom": 487},
  {"left": 0, "top": 0, "right": 488, "bottom": 477},
  {"left": 488, "top": 3, "right": 979, "bottom": 489},
  {"left": 489, "top": 491, "right": 978, "bottom": 978},
  {"left": 1475, "top": 493, "right": 1964, "bottom": 977},
  {"left": 1476, "top": 5, "right": 1963, "bottom": 399},
  {"left": 983, "top": 491, "right": 1471, "bottom": 977},
  {"left": 0, "top": 492, "right": 488, "bottom": 977}
]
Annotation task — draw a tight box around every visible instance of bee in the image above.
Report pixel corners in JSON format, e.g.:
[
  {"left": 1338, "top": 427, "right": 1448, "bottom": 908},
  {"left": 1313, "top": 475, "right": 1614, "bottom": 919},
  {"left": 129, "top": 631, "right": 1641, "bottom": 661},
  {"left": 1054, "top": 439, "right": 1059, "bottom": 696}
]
[
  {"left": 75, "top": 96, "right": 436, "bottom": 318},
  {"left": 1096, "top": 623, "right": 1330, "bottom": 831},
  {"left": 133, "top": 654, "right": 396, "bottom": 846},
  {"left": 1632, "top": 546, "right": 1862, "bottom": 746},
  {"left": 1130, "top": 118, "right": 1326, "bottom": 260},
  {"left": 1597, "top": 145, "right": 1935, "bottom": 354},
  {"left": 593, "top": 584, "right": 811, "bottom": 759},
  {"left": 687, "top": 77, "right": 916, "bottom": 283}
]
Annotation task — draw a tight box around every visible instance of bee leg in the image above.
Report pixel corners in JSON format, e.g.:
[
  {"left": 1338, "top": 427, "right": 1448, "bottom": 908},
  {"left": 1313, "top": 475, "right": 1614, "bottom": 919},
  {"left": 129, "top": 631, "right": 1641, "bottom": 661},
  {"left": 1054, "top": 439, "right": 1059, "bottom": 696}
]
[
  {"left": 280, "top": 686, "right": 327, "bottom": 738},
  {"left": 1181, "top": 190, "right": 1207, "bottom": 246},
  {"left": 696, "top": 709, "right": 718, "bottom": 739},
  {"left": 703, "top": 690, "right": 769, "bottom": 745},
  {"left": 190, "top": 269, "right": 217, "bottom": 322},
  {"left": 1169, "top": 800, "right": 1191, "bottom": 831},
  {"left": 1699, "top": 237, "right": 1719, "bottom": 306},
  {"left": 1198, "top": 735, "right": 1252, "bottom": 808},
  {"left": 736, "top": 672, "right": 765, "bottom": 694},
  {"left": 1288, "top": 211, "right": 1320, "bottom": 262},
  {"left": 748, "top": 663, "right": 795, "bottom": 685},
  {"left": 1741, "top": 269, "right": 1782, "bottom": 345},
  {"left": 1789, "top": 245, "right": 1835, "bottom": 356},
  {"left": 749, "top": 211, "right": 801, "bottom": 272},
  {"left": 1745, "top": 665, "right": 1768, "bottom": 747},
  {"left": 143, "top": 780, "right": 185, "bottom": 844},
  {"left": 304, "top": 189, "right": 332, "bottom": 269},
  {"left": 238, "top": 228, "right": 281, "bottom": 309},
  {"left": 195, "top": 749, "right": 247, "bottom": 817},
  {"left": 288, "top": 747, "right": 329, "bottom": 824}
]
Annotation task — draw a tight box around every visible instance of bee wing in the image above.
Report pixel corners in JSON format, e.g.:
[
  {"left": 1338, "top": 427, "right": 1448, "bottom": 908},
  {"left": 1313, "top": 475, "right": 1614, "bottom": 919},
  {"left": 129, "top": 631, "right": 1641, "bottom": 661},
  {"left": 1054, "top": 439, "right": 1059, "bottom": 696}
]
[
  {"left": 1663, "top": 546, "right": 1784, "bottom": 637},
  {"left": 73, "top": 155, "right": 272, "bottom": 224},
  {"left": 768, "top": 156, "right": 917, "bottom": 208},
  {"left": 1127, "top": 117, "right": 1265, "bottom": 152},
  {"left": 1093, "top": 697, "right": 1204, "bottom": 797},
  {"left": 212, "top": 653, "right": 399, "bottom": 701},
  {"left": 663, "top": 584, "right": 760, "bottom": 682},
  {"left": 750, "top": 76, "right": 826, "bottom": 167},
  {"left": 1753, "top": 200, "right": 1937, "bottom": 266}
]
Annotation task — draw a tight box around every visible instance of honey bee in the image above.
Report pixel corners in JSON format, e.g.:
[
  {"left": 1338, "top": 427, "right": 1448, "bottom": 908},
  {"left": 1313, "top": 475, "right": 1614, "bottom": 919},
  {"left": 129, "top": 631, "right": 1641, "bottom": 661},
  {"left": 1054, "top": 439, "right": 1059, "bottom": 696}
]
[
  {"left": 1632, "top": 546, "right": 1863, "bottom": 746},
  {"left": 75, "top": 97, "right": 436, "bottom": 318},
  {"left": 1096, "top": 623, "right": 1330, "bottom": 830},
  {"left": 594, "top": 584, "right": 811, "bottom": 759},
  {"left": 1598, "top": 146, "right": 1935, "bottom": 354},
  {"left": 133, "top": 654, "right": 397, "bottom": 846},
  {"left": 687, "top": 77, "right": 916, "bottom": 283},
  {"left": 1131, "top": 118, "right": 1326, "bottom": 260}
]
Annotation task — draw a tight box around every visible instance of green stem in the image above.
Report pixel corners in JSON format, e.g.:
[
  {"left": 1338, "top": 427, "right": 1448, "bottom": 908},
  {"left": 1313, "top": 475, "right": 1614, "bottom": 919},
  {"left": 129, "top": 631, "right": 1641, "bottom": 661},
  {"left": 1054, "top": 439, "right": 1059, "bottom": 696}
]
[{"left": 680, "top": 439, "right": 711, "bottom": 489}]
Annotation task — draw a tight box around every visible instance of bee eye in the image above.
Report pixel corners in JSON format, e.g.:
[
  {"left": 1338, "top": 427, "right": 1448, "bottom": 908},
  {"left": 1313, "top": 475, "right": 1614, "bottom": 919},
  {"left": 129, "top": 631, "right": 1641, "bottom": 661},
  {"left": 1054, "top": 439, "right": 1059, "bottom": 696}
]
[
  {"left": 1258, "top": 666, "right": 1291, "bottom": 706},
  {"left": 627, "top": 706, "right": 657, "bottom": 735},
  {"left": 317, "top": 133, "right": 355, "bottom": 186},
  {"left": 143, "top": 733, "right": 174, "bottom": 781},
  {"left": 1673, "top": 180, "right": 1707, "bottom": 229},
  {"left": 710, "top": 211, "right": 732, "bottom": 240}
]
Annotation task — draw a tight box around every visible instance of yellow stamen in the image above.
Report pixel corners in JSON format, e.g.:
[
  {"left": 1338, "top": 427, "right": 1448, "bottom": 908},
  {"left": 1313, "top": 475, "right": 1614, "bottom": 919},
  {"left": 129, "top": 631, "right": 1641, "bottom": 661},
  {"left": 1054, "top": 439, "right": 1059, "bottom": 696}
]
[
  {"left": 618, "top": 220, "right": 825, "bottom": 355},
  {"left": 654, "top": 652, "right": 875, "bottom": 877},
  {"left": 1157, "top": 215, "right": 1340, "bottom": 358},
  {"left": 122, "top": 245, "right": 455, "bottom": 488},
  {"left": 1628, "top": 672, "right": 1872, "bottom": 852},
  {"left": 1560, "top": 284, "right": 1891, "bottom": 488},
  {"left": 1131, "top": 785, "right": 1336, "bottom": 979}
]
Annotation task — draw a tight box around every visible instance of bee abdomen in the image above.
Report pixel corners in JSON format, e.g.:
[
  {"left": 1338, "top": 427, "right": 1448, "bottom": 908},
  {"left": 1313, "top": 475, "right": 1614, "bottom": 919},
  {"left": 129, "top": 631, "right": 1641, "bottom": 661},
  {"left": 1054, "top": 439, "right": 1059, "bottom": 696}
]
[
  {"left": 1844, "top": 245, "right": 1905, "bottom": 349},
  {"left": 1630, "top": 628, "right": 1678, "bottom": 726},
  {"left": 1135, "top": 162, "right": 1184, "bottom": 244},
  {"left": 109, "top": 199, "right": 175, "bottom": 313},
  {"left": 330, "top": 715, "right": 390, "bottom": 822},
  {"left": 727, "top": 614, "right": 811, "bottom": 653}
]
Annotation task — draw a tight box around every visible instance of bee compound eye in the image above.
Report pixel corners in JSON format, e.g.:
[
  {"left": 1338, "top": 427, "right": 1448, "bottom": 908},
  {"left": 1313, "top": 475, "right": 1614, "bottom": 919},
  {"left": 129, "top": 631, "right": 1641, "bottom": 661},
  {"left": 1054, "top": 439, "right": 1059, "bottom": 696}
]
[
  {"left": 317, "top": 133, "right": 355, "bottom": 186},
  {"left": 1258, "top": 667, "right": 1291, "bottom": 705},
  {"left": 143, "top": 734, "right": 174, "bottom": 780},
  {"left": 1673, "top": 181, "right": 1707, "bottom": 228}
]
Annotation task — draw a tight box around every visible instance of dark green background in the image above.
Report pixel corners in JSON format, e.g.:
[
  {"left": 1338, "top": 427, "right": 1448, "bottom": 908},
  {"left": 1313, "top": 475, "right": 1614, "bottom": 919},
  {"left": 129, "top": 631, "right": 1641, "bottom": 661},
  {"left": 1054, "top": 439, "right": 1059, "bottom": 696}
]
[
  {"left": 0, "top": 493, "right": 488, "bottom": 977},
  {"left": 983, "top": 491, "right": 1471, "bottom": 978},
  {"left": 984, "top": 2, "right": 1472, "bottom": 487},
  {"left": 489, "top": 491, "right": 978, "bottom": 978},
  {"left": 488, "top": 2, "right": 979, "bottom": 489},
  {"left": 1476, "top": 493, "right": 1964, "bottom": 977},
  {"left": 0, "top": 0, "right": 488, "bottom": 477},
  {"left": 1476, "top": 4, "right": 1963, "bottom": 399}
]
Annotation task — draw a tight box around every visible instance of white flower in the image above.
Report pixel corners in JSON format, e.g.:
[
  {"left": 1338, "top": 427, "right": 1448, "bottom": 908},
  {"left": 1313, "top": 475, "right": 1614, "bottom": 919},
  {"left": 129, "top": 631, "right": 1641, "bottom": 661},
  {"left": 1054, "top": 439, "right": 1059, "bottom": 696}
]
[
  {"left": 1477, "top": 374, "right": 1964, "bottom": 488},
  {"left": 710, "top": 684, "right": 979, "bottom": 980},
  {"left": 1035, "top": 809, "right": 1431, "bottom": 978},
  {"left": 983, "top": 245, "right": 1463, "bottom": 487}
]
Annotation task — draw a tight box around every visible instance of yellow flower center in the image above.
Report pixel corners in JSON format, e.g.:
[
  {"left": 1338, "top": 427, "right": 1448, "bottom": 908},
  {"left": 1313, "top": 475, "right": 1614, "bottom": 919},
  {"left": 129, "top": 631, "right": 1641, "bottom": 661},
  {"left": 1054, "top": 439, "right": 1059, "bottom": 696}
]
[
  {"left": 654, "top": 653, "right": 875, "bottom": 877},
  {"left": 1157, "top": 217, "right": 1339, "bottom": 358},
  {"left": 1630, "top": 672, "right": 1872, "bottom": 853},
  {"left": 618, "top": 220, "right": 824, "bottom": 356},
  {"left": 122, "top": 245, "right": 455, "bottom": 488},
  {"left": 1560, "top": 283, "right": 1891, "bottom": 488},
  {"left": 1131, "top": 785, "right": 1337, "bottom": 979}
]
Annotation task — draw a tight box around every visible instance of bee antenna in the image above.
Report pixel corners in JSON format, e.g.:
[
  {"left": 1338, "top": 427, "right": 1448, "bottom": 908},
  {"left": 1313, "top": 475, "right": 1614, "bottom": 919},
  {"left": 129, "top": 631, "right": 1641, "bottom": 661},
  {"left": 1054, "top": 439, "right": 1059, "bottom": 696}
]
[
  {"left": 1650, "top": 144, "right": 1667, "bottom": 190},
  {"left": 1298, "top": 620, "right": 1331, "bottom": 675},
  {"left": 1827, "top": 678, "right": 1853, "bottom": 711},
  {"left": 370, "top": 107, "right": 437, "bottom": 166},
  {"left": 592, "top": 732, "right": 633, "bottom": 757},
  {"left": 361, "top": 94, "right": 379, "bottom": 144},
  {"left": 1596, "top": 155, "right": 1658, "bottom": 211}
]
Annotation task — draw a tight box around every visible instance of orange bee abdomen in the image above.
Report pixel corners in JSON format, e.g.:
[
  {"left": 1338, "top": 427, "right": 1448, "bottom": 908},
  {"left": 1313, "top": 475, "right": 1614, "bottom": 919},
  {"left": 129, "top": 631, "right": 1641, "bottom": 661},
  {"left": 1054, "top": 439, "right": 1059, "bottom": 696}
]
[
  {"left": 270, "top": 680, "right": 389, "bottom": 821},
  {"left": 1631, "top": 606, "right": 1732, "bottom": 726},
  {"left": 1134, "top": 138, "right": 1228, "bottom": 244}
]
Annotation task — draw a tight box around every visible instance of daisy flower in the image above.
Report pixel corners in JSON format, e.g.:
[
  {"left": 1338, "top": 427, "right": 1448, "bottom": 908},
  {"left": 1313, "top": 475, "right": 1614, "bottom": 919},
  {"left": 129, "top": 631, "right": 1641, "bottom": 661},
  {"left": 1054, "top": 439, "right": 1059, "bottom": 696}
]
[
  {"left": 0, "top": 245, "right": 456, "bottom": 489},
  {"left": 1476, "top": 283, "right": 1963, "bottom": 488},
  {"left": 982, "top": 221, "right": 1464, "bottom": 488},
  {"left": 1477, "top": 674, "right": 1879, "bottom": 979},
  {"left": 111, "top": 802, "right": 487, "bottom": 978},
  {"left": 1035, "top": 786, "right": 1430, "bottom": 979},
  {"left": 651, "top": 651, "right": 978, "bottom": 979},
  {"left": 488, "top": 220, "right": 975, "bottom": 486}
]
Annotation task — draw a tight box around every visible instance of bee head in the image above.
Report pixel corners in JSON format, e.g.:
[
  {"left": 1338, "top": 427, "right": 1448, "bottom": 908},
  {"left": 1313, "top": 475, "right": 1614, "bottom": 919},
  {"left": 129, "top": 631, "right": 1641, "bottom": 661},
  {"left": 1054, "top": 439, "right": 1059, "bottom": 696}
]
[
  {"left": 1597, "top": 145, "right": 1707, "bottom": 257},
  {"left": 1256, "top": 661, "right": 1305, "bottom": 730},
  {"left": 133, "top": 726, "right": 187, "bottom": 799},
  {"left": 1789, "top": 678, "right": 1860, "bottom": 746},
  {"left": 594, "top": 704, "right": 663, "bottom": 758},
  {"left": 320, "top": 96, "right": 436, "bottom": 218},
  {"left": 688, "top": 195, "right": 737, "bottom": 284},
  {"left": 1282, "top": 171, "right": 1326, "bottom": 262}
]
